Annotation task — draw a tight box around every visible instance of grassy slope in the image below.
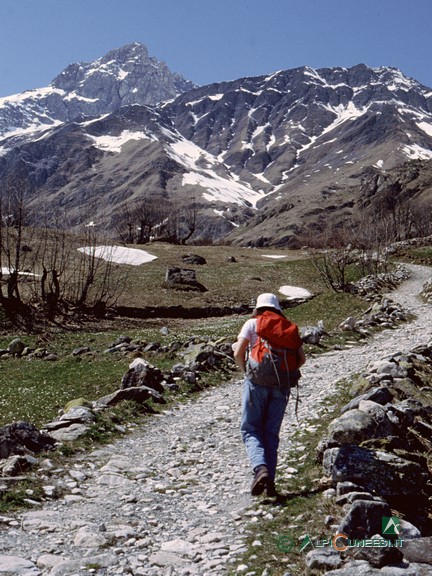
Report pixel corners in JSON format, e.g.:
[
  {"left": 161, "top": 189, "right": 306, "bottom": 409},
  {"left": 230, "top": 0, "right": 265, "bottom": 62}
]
[{"left": 0, "top": 244, "right": 370, "bottom": 427}]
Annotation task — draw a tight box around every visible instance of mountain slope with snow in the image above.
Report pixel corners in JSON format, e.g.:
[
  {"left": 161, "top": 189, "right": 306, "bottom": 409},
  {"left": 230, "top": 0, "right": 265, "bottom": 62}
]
[
  {"left": 0, "top": 43, "right": 195, "bottom": 141},
  {"left": 0, "top": 45, "right": 432, "bottom": 245}
]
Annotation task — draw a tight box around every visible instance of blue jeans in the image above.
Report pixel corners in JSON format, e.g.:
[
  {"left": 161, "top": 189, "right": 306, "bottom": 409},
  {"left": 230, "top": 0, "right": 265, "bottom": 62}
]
[{"left": 240, "top": 378, "right": 290, "bottom": 481}]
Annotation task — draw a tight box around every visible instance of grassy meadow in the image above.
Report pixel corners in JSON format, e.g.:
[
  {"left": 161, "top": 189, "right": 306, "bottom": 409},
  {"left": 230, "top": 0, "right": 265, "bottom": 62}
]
[{"left": 0, "top": 242, "right": 372, "bottom": 428}]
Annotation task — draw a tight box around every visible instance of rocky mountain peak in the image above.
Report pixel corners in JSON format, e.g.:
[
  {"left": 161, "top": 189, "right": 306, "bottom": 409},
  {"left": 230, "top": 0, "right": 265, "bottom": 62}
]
[
  {"left": 99, "top": 41, "right": 150, "bottom": 65},
  {"left": 51, "top": 42, "right": 196, "bottom": 105},
  {"left": 0, "top": 43, "right": 196, "bottom": 139}
]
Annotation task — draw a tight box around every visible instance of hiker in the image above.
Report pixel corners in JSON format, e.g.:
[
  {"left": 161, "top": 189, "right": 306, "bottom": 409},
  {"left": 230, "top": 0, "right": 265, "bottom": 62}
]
[{"left": 233, "top": 293, "right": 305, "bottom": 497}]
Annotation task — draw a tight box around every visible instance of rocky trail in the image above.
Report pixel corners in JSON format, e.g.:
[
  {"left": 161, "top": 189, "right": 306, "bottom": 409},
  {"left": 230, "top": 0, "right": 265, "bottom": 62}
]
[{"left": 0, "top": 264, "right": 431, "bottom": 576}]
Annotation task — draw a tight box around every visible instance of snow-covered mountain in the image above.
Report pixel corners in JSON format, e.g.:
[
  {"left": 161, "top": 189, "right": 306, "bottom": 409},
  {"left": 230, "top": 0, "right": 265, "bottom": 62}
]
[
  {"left": 1, "top": 44, "right": 432, "bottom": 245},
  {"left": 0, "top": 43, "right": 195, "bottom": 144}
]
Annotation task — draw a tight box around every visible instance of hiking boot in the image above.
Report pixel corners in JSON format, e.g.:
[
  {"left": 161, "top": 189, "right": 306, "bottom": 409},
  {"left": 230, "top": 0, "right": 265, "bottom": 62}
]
[
  {"left": 266, "top": 480, "right": 279, "bottom": 497},
  {"left": 251, "top": 465, "right": 269, "bottom": 496}
]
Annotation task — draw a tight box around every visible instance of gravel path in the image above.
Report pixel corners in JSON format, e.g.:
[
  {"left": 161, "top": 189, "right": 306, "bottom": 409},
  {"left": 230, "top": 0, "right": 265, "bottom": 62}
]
[{"left": 0, "top": 264, "right": 431, "bottom": 576}]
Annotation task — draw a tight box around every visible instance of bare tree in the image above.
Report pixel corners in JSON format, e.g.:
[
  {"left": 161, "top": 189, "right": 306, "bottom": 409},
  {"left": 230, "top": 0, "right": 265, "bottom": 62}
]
[
  {"left": 116, "top": 196, "right": 168, "bottom": 244},
  {"left": 0, "top": 173, "right": 34, "bottom": 303},
  {"left": 159, "top": 197, "right": 198, "bottom": 244}
]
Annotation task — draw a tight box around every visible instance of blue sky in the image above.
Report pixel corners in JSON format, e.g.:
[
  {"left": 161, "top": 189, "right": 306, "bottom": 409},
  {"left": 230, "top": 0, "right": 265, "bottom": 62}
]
[{"left": 0, "top": 0, "right": 431, "bottom": 97}]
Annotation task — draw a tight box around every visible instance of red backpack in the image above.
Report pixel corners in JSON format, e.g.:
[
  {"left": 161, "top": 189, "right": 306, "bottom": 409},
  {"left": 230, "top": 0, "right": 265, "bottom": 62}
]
[{"left": 247, "top": 310, "right": 303, "bottom": 388}]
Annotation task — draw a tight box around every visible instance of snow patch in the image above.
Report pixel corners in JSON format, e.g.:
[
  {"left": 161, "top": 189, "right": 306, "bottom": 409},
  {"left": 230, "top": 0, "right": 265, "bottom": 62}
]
[
  {"left": 279, "top": 285, "right": 313, "bottom": 300},
  {"left": 78, "top": 246, "right": 158, "bottom": 265},
  {"left": 1, "top": 267, "right": 40, "bottom": 278},
  {"left": 417, "top": 121, "right": 432, "bottom": 138},
  {"left": 89, "top": 130, "right": 154, "bottom": 152},
  {"left": 165, "top": 134, "right": 266, "bottom": 208},
  {"left": 183, "top": 172, "right": 264, "bottom": 208},
  {"left": 402, "top": 144, "right": 432, "bottom": 160}
]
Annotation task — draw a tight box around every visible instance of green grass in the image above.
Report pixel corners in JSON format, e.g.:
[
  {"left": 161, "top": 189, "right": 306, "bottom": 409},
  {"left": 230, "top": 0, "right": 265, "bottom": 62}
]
[
  {"left": 0, "top": 353, "right": 127, "bottom": 427},
  {"left": 0, "top": 246, "right": 373, "bottom": 428},
  {"left": 96, "top": 243, "right": 320, "bottom": 309},
  {"left": 398, "top": 246, "right": 432, "bottom": 265}
]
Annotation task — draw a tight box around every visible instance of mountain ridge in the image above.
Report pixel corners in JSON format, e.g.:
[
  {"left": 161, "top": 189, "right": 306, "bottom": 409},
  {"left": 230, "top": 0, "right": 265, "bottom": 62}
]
[{"left": 1, "top": 43, "right": 431, "bottom": 246}]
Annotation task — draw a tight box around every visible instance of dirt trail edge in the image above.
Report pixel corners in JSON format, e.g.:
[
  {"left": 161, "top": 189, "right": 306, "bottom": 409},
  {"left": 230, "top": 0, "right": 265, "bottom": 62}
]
[{"left": 0, "top": 264, "right": 431, "bottom": 576}]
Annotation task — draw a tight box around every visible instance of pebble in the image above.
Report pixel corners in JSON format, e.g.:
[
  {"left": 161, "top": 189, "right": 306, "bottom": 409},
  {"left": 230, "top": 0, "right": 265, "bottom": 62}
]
[{"left": 0, "top": 264, "right": 431, "bottom": 575}]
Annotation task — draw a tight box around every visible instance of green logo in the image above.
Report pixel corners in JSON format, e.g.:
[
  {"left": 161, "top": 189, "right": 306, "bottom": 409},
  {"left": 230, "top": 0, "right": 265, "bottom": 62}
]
[
  {"left": 275, "top": 534, "right": 294, "bottom": 553},
  {"left": 382, "top": 516, "right": 401, "bottom": 535},
  {"left": 299, "top": 535, "right": 314, "bottom": 552}
]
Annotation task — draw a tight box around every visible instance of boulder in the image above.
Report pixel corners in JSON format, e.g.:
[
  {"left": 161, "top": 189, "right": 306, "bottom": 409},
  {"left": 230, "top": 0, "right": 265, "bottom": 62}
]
[
  {"left": 301, "top": 321, "right": 326, "bottom": 345},
  {"left": 93, "top": 386, "right": 165, "bottom": 410},
  {"left": 342, "top": 544, "right": 403, "bottom": 568},
  {"left": 7, "top": 338, "right": 25, "bottom": 357},
  {"left": 0, "top": 454, "right": 37, "bottom": 476},
  {"left": 340, "top": 387, "right": 394, "bottom": 413},
  {"left": 64, "top": 398, "right": 93, "bottom": 411},
  {"left": 0, "top": 422, "right": 55, "bottom": 459},
  {"left": 339, "top": 317, "right": 357, "bottom": 331},
  {"left": 121, "top": 358, "right": 165, "bottom": 393},
  {"left": 402, "top": 537, "right": 432, "bottom": 564},
  {"left": 42, "top": 405, "right": 97, "bottom": 441},
  {"left": 59, "top": 406, "right": 97, "bottom": 424},
  {"left": 165, "top": 267, "right": 207, "bottom": 292},
  {"left": 44, "top": 423, "right": 90, "bottom": 442},
  {"left": 305, "top": 548, "right": 342, "bottom": 570},
  {"left": 327, "top": 410, "right": 379, "bottom": 445},
  {"left": 323, "top": 445, "right": 429, "bottom": 501},
  {"left": 337, "top": 499, "right": 392, "bottom": 540},
  {"left": 181, "top": 253, "right": 207, "bottom": 265}
]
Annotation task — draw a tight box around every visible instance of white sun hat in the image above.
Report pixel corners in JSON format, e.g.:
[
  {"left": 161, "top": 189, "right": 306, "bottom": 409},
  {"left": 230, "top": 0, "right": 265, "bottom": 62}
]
[{"left": 255, "top": 293, "right": 282, "bottom": 311}]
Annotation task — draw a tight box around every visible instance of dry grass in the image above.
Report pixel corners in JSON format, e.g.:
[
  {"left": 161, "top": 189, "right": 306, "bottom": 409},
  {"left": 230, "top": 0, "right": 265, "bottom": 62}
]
[{"left": 113, "top": 242, "right": 318, "bottom": 308}]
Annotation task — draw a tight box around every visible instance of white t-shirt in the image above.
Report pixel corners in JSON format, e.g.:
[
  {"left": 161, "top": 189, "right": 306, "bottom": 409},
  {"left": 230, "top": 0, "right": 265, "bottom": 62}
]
[{"left": 237, "top": 318, "right": 258, "bottom": 348}]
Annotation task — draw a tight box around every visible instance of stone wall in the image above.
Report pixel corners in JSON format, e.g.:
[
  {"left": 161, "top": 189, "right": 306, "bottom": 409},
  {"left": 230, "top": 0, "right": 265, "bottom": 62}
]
[{"left": 308, "top": 342, "right": 432, "bottom": 574}]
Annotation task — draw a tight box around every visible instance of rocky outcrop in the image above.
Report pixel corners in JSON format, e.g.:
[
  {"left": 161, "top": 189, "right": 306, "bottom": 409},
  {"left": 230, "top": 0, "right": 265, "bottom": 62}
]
[
  {"left": 0, "top": 422, "right": 56, "bottom": 460},
  {"left": 351, "top": 265, "right": 412, "bottom": 301}
]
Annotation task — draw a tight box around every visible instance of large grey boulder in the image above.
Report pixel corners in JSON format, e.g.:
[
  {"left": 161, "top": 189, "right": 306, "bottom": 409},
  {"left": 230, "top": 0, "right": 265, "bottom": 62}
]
[
  {"left": 323, "top": 445, "right": 429, "bottom": 501},
  {"left": 402, "top": 537, "right": 432, "bottom": 564},
  {"left": 341, "top": 387, "right": 394, "bottom": 413},
  {"left": 337, "top": 499, "right": 392, "bottom": 540},
  {"left": 45, "top": 423, "right": 91, "bottom": 442},
  {"left": 0, "top": 422, "right": 55, "bottom": 459},
  {"left": 327, "top": 409, "right": 380, "bottom": 445},
  {"left": 305, "top": 548, "right": 342, "bottom": 571},
  {"left": 165, "top": 267, "right": 207, "bottom": 292}
]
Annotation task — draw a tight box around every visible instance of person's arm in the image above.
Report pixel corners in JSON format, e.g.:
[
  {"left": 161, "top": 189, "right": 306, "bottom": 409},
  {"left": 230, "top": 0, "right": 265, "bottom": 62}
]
[
  {"left": 297, "top": 346, "right": 306, "bottom": 368},
  {"left": 233, "top": 337, "right": 250, "bottom": 373}
]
